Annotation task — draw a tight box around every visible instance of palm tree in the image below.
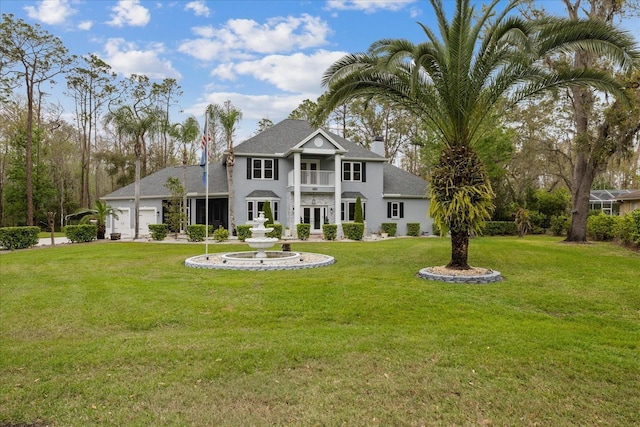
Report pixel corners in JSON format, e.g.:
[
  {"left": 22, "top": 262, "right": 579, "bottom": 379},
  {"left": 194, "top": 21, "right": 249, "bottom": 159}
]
[
  {"left": 104, "top": 105, "right": 158, "bottom": 239},
  {"left": 76, "top": 200, "right": 122, "bottom": 239},
  {"left": 318, "top": 0, "right": 639, "bottom": 269},
  {"left": 169, "top": 116, "right": 200, "bottom": 232},
  {"left": 207, "top": 101, "right": 242, "bottom": 234}
]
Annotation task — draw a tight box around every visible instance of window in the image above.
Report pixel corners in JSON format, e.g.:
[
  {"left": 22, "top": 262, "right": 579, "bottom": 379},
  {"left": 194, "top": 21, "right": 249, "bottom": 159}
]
[
  {"left": 387, "top": 202, "right": 404, "bottom": 219},
  {"left": 342, "top": 161, "right": 366, "bottom": 182},
  {"left": 341, "top": 200, "right": 366, "bottom": 221},
  {"left": 247, "top": 200, "right": 279, "bottom": 221},
  {"left": 246, "top": 158, "right": 278, "bottom": 180}
]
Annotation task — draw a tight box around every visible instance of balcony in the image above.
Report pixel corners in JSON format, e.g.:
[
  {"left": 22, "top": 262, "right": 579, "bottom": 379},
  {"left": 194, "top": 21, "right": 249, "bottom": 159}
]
[{"left": 288, "top": 170, "right": 335, "bottom": 189}]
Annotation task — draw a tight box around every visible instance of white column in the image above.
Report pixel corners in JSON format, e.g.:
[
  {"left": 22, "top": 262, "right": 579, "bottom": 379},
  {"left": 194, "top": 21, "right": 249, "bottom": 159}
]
[
  {"left": 294, "top": 152, "right": 301, "bottom": 229},
  {"left": 334, "top": 153, "right": 342, "bottom": 238}
]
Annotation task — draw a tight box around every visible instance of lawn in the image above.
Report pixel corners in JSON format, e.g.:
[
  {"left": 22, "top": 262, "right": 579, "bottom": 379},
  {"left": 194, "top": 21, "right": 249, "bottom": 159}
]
[{"left": 1, "top": 236, "right": 638, "bottom": 426}]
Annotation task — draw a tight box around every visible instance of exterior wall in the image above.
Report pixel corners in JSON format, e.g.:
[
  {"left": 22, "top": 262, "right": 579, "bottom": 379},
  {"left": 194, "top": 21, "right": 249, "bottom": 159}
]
[
  {"left": 378, "top": 198, "right": 433, "bottom": 236},
  {"left": 233, "top": 156, "right": 290, "bottom": 228},
  {"left": 619, "top": 200, "right": 640, "bottom": 215}
]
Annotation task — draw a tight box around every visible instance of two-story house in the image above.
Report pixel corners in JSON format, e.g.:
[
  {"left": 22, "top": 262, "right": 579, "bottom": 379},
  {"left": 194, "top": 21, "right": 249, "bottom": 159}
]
[{"left": 103, "top": 119, "right": 432, "bottom": 238}]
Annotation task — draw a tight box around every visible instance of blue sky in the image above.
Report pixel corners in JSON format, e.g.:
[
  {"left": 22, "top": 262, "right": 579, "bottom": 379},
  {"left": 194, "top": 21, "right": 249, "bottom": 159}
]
[{"left": 3, "top": 0, "right": 639, "bottom": 142}]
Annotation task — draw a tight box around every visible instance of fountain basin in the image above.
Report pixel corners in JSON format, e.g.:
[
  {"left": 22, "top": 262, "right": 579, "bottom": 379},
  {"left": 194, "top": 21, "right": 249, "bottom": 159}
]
[
  {"left": 185, "top": 251, "right": 334, "bottom": 271},
  {"left": 222, "top": 250, "right": 301, "bottom": 262}
]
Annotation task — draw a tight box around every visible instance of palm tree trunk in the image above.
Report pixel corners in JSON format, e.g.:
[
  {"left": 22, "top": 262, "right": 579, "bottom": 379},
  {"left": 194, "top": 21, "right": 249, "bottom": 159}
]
[{"left": 448, "top": 228, "right": 470, "bottom": 269}]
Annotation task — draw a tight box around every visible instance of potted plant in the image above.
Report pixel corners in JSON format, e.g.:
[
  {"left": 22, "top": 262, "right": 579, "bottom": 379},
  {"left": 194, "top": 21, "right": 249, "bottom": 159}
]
[{"left": 75, "top": 200, "right": 122, "bottom": 240}]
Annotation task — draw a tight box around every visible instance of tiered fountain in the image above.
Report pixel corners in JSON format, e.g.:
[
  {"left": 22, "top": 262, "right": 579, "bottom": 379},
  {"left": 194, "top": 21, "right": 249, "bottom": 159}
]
[{"left": 185, "top": 211, "right": 334, "bottom": 270}]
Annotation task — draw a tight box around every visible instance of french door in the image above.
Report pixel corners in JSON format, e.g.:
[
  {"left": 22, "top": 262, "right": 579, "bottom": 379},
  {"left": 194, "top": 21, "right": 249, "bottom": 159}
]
[{"left": 302, "top": 206, "right": 326, "bottom": 233}]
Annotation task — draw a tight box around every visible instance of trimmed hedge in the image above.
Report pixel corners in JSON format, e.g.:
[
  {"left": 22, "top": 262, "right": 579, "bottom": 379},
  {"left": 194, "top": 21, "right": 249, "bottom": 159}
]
[
  {"left": 322, "top": 224, "right": 338, "bottom": 240},
  {"left": 407, "top": 223, "right": 421, "bottom": 237},
  {"left": 482, "top": 221, "right": 518, "bottom": 236},
  {"left": 381, "top": 222, "right": 397, "bottom": 237},
  {"left": 186, "top": 224, "right": 213, "bottom": 242},
  {"left": 64, "top": 224, "right": 98, "bottom": 243},
  {"left": 296, "top": 223, "right": 310, "bottom": 240},
  {"left": 266, "top": 223, "right": 282, "bottom": 239},
  {"left": 148, "top": 224, "right": 168, "bottom": 241},
  {"left": 550, "top": 215, "right": 570, "bottom": 237},
  {"left": 236, "top": 225, "right": 252, "bottom": 242},
  {"left": 0, "top": 226, "right": 40, "bottom": 250},
  {"left": 342, "top": 222, "right": 364, "bottom": 240}
]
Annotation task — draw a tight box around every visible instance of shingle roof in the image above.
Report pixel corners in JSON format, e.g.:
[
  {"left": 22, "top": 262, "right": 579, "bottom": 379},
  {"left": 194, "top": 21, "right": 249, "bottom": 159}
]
[
  {"left": 102, "top": 164, "right": 228, "bottom": 200},
  {"left": 235, "top": 119, "right": 385, "bottom": 160},
  {"left": 382, "top": 163, "right": 429, "bottom": 198},
  {"left": 615, "top": 190, "right": 640, "bottom": 201}
]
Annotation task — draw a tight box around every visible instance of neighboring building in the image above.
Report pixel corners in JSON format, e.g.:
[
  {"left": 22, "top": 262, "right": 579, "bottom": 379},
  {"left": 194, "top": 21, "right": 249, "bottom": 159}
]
[
  {"left": 589, "top": 189, "right": 634, "bottom": 215},
  {"left": 615, "top": 190, "right": 640, "bottom": 215},
  {"left": 103, "top": 119, "right": 431, "bottom": 238}
]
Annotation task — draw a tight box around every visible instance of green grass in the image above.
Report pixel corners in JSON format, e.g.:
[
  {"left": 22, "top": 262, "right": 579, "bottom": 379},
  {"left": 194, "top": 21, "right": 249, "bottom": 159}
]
[{"left": 1, "top": 236, "right": 638, "bottom": 426}]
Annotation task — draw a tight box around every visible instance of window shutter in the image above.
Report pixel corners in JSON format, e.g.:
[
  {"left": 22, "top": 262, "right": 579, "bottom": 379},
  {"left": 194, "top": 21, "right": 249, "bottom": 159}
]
[
  {"left": 387, "top": 202, "right": 392, "bottom": 218},
  {"left": 246, "top": 157, "right": 252, "bottom": 179},
  {"left": 274, "top": 159, "right": 279, "bottom": 180},
  {"left": 400, "top": 202, "right": 404, "bottom": 218},
  {"left": 362, "top": 162, "right": 366, "bottom": 182}
]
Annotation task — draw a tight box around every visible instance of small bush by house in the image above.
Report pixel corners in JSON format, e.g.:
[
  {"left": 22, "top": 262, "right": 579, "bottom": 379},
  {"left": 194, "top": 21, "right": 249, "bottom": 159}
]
[
  {"left": 64, "top": 224, "right": 98, "bottom": 243},
  {"left": 148, "top": 224, "right": 169, "bottom": 241}
]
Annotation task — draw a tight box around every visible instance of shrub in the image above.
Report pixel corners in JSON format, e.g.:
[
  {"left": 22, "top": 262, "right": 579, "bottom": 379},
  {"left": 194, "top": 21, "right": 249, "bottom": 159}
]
[
  {"left": 64, "top": 224, "right": 97, "bottom": 243},
  {"left": 0, "top": 226, "right": 40, "bottom": 250},
  {"left": 322, "top": 224, "right": 338, "bottom": 240},
  {"left": 631, "top": 209, "right": 640, "bottom": 245},
  {"left": 616, "top": 209, "right": 640, "bottom": 246},
  {"left": 528, "top": 210, "right": 547, "bottom": 232},
  {"left": 297, "top": 223, "right": 310, "bottom": 240},
  {"left": 236, "top": 225, "right": 252, "bottom": 242},
  {"left": 263, "top": 201, "right": 274, "bottom": 225},
  {"left": 266, "top": 223, "right": 282, "bottom": 239},
  {"left": 148, "top": 224, "right": 168, "bottom": 241},
  {"left": 432, "top": 222, "right": 442, "bottom": 236},
  {"left": 407, "top": 223, "right": 421, "bottom": 237},
  {"left": 186, "top": 224, "right": 213, "bottom": 242},
  {"left": 213, "top": 226, "right": 230, "bottom": 242},
  {"left": 587, "top": 213, "right": 617, "bottom": 241},
  {"left": 482, "top": 221, "right": 518, "bottom": 236},
  {"left": 354, "top": 196, "right": 363, "bottom": 224},
  {"left": 342, "top": 222, "right": 364, "bottom": 240},
  {"left": 550, "top": 215, "right": 569, "bottom": 237},
  {"left": 380, "top": 222, "right": 397, "bottom": 237}
]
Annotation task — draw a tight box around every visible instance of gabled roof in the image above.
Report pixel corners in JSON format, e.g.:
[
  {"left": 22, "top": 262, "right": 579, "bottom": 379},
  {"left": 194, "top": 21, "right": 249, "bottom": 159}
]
[
  {"left": 102, "top": 164, "right": 228, "bottom": 200},
  {"left": 235, "top": 119, "right": 385, "bottom": 161},
  {"left": 383, "top": 163, "right": 429, "bottom": 198}
]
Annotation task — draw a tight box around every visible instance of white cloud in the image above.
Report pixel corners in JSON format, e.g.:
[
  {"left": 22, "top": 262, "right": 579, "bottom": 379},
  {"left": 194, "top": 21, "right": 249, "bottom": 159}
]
[
  {"left": 326, "top": 0, "right": 416, "bottom": 13},
  {"left": 24, "top": 0, "right": 76, "bottom": 25},
  {"left": 231, "top": 50, "right": 346, "bottom": 93},
  {"left": 107, "top": 0, "right": 151, "bottom": 27},
  {"left": 178, "top": 14, "right": 332, "bottom": 60},
  {"left": 78, "top": 20, "right": 93, "bottom": 31},
  {"left": 102, "top": 38, "right": 182, "bottom": 79},
  {"left": 185, "top": 1, "right": 210, "bottom": 17}
]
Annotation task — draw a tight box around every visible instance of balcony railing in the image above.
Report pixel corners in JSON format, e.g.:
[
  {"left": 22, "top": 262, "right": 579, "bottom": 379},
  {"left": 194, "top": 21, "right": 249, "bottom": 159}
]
[{"left": 288, "top": 170, "right": 335, "bottom": 187}]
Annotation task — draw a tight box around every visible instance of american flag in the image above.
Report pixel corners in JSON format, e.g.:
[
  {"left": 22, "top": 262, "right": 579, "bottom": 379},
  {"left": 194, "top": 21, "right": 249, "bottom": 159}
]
[{"left": 200, "top": 119, "right": 211, "bottom": 187}]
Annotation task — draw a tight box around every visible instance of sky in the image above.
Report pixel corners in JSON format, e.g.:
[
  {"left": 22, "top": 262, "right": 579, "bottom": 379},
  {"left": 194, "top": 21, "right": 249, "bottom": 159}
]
[{"left": 2, "top": 0, "right": 639, "bottom": 142}]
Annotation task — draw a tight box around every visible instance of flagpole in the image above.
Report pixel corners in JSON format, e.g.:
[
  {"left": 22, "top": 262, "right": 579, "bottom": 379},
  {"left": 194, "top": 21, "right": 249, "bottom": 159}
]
[{"left": 205, "top": 114, "right": 210, "bottom": 258}]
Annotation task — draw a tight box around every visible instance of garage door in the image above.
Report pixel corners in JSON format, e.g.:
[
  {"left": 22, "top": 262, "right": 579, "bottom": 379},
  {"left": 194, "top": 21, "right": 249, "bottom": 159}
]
[{"left": 139, "top": 208, "right": 156, "bottom": 237}]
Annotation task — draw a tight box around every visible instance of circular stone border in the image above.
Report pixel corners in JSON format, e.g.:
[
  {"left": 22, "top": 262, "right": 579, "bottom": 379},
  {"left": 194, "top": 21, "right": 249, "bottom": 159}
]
[
  {"left": 185, "top": 252, "right": 334, "bottom": 271},
  {"left": 417, "top": 267, "right": 502, "bottom": 284}
]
